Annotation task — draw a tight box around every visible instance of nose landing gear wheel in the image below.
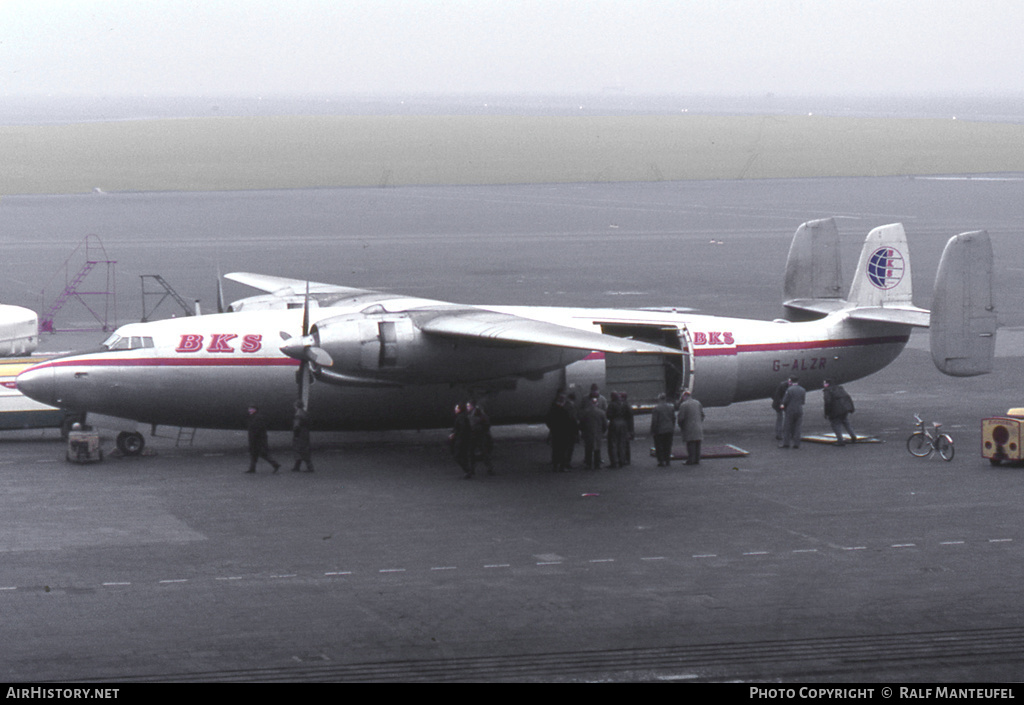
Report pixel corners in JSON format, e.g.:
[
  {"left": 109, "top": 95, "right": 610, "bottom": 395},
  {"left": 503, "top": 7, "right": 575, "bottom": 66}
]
[{"left": 116, "top": 431, "right": 145, "bottom": 456}]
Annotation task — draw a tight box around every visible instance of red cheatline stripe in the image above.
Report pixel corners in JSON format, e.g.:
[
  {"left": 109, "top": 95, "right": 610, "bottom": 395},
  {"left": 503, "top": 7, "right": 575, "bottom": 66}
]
[
  {"left": 733, "top": 335, "right": 909, "bottom": 354},
  {"left": 587, "top": 335, "right": 908, "bottom": 360},
  {"left": 23, "top": 334, "right": 909, "bottom": 371},
  {"left": 26, "top": 357, "right": 299, "bottom": 370}
]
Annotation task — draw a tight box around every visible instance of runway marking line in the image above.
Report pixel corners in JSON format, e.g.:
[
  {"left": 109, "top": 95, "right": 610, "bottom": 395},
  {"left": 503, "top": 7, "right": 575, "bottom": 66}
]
[{"left": 12, "top": 534, "right": 1024, "bottom": 595}]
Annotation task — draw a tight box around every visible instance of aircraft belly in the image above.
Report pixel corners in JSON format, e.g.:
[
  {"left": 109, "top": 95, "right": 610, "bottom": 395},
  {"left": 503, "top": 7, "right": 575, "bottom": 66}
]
[{"left": 305, "top": 367, "right": 565, "bottom": 431}]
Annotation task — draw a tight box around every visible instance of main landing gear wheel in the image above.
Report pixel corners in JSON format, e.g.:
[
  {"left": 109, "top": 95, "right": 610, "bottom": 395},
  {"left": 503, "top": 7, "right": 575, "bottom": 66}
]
[{"left": 116, "top": 431, "right": 145, "bottom": 456}]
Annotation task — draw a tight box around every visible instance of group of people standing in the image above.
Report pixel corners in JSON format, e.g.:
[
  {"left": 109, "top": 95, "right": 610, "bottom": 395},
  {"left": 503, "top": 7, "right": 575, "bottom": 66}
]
[
  {"left": 544, "top": 384, "right": 636, "bottom": 472},
  {"left": 547, "top": 384, "right": 706, "bottom": 471},
  {"left": 772, "top": 376, "right": 857, "bottom": 448},
  {"left": 651, "top": 390, "right": 705, "bottom": 466},
  {"left": 246, "top": 374, "right": 859, "bottom": 477}
]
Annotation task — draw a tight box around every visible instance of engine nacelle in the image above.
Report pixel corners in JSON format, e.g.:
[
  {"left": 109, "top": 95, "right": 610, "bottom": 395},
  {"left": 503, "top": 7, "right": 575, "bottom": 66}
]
[{"left": 309, "top": 312, "right": 587, "bottom": 386}]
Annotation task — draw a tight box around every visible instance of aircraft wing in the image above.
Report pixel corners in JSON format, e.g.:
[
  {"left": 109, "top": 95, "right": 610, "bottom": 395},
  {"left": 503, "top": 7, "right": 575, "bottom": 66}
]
[
  {"left": 419, "top": 308, "right": 680, "bottom": 355},
  {"left": 224, "top": 272, "right": 374, "bottom": 298}
]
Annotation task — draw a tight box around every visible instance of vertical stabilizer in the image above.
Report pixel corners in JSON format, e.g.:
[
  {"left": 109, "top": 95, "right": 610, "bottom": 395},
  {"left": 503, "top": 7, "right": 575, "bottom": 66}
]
[
  {"left": 847, "top": 223, "right": 914, "bottom": 308},
  {"left": 930, "top": 231, "right": 996, "bottom": 376},
  {"left": 783, "top": 218, "right": 843, "bottom": 302}
]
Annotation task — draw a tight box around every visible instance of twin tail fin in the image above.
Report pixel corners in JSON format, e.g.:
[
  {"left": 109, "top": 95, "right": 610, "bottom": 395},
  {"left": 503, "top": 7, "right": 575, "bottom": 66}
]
[{"left": 782, "top": 218, "right": 996, "bottom": 377}]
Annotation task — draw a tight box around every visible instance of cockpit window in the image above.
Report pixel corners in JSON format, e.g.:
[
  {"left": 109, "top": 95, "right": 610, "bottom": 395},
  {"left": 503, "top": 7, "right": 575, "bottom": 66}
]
[{"left": 102, "top": 335, "right": 155, "bottom": 351}]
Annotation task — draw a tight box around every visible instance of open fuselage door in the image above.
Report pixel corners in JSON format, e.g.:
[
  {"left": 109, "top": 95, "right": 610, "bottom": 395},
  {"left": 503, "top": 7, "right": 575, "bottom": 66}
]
[{"left": 600, "top": 323, "right": 691, "bottom": 406}]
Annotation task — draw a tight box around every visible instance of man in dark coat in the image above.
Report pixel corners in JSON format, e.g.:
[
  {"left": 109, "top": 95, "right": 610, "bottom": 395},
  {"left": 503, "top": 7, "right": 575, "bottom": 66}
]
[
  {"left": 677, "top": 390, "right": 705, "bottom": 465},
  {"left": 546, "top": 393, "right": 578, "bottom": 472},
  {"left": 579, "top": 396, "right": 608, "bottom": 469},
  {"left": 606, "top": 392, "right": 633, "bottom": 468},
  {"left": 779, "top": 377, "right": 807, "bottom": 449},
  {"left": 650, "top": 393, "right": 676, "bottom": 467},
  {"left": 771, "top": 378, "right": 790, "bottom": 441},
  {"left": 467, "top": 401, "right": 494, "bottom": 476},
  {"left": 822, "top": 379, "right": 858, "bottom": 445},
  {"left": 450, "top": 403, "right": 473, "bottom": 478},
  {"left": 245, "top": 405, "right": 280, "bottom": 473},
  {"left": 563, "top": 391, "right": 580, "bottom": 468},
  {"left": 290, "top": 400, "right": 314, "bottom": 472}
]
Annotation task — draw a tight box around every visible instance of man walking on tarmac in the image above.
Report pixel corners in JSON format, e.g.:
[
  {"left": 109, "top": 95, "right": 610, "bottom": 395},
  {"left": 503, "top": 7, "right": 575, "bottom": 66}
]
[{"left": 245, "top": 405, "right": 281, "bottom": 473}]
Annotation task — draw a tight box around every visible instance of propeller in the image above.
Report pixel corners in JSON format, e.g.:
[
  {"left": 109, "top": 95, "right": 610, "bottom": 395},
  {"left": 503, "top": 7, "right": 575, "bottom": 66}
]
[
  {"left": 278, "top": 282, "right": 333, "bottom": 407},
  {"left": 216, "top": 269, "right": 226, "bottom": 314}
]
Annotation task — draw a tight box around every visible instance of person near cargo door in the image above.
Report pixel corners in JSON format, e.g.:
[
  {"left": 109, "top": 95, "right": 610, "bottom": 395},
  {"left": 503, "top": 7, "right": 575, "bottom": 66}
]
[
  {"left": 822, "top": 379, "right": 858, "bottom": 446},
  {"left": 651, "top": 393, "right": 676, "bottom": 467}
]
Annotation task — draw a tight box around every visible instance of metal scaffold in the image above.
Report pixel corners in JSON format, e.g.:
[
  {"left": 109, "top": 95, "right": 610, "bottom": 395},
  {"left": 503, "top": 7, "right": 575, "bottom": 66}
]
[
  {"left": 39, "top": 235, "right": 117, "bottom": 333},
  {"left": 140, "top": 274, "right": 195, "bottom": 321}
]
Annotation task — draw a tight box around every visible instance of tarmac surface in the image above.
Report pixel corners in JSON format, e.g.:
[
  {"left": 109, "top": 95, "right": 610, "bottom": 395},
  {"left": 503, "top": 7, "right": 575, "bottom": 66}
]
[{"left": 1, "top": 176, "right": 1023, "bottom": 682}]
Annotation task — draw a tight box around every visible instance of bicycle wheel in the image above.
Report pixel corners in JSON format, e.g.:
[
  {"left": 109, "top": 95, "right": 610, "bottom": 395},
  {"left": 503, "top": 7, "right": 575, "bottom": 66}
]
[
  {"left": 936, "top": 434, "right": 955, "bottom": 462},
  {"left": 907, "top": 432, "right": 932, "bottom": 457}
]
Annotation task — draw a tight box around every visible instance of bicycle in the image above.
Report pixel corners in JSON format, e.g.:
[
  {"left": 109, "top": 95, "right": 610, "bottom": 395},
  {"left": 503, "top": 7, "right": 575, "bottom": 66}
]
[{"left": 906, "top": 414, "right": 955, "bottom": 461}]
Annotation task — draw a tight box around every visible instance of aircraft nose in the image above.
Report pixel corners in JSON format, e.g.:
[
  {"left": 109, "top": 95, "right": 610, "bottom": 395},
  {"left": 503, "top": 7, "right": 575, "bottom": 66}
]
[{"left": 16, "top": 364, "right": 59, "bottom": 406}]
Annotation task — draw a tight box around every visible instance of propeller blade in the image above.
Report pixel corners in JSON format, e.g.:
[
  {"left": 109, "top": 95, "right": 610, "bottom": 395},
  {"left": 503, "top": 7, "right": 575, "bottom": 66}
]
[
  {"left": 302, "top": 281, "right": 310, "bottom": 337},
  {"left": 306, "top": 346, "right": 334, "bottom": 367},
  {"left": 216, "top": 267, "right": 226, "bottom": 314},
  {"left": 298, "top": 360, "right": 311, "bottom": 407}
]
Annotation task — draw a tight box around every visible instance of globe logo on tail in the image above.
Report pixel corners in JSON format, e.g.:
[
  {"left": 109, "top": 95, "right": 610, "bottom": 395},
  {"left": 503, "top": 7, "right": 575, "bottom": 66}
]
[{"left": 866, "top": 247, "right": 905, "bottom": 290}]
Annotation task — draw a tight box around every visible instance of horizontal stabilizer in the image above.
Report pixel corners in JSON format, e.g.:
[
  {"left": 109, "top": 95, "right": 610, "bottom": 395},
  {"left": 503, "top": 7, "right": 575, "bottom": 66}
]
[
  {"left": 783, "top": 298, "right": 848, "bottom": 318},
  {"left": 420, "top": 309, "right": 679, "bottom": 355},
  {"left": 847, "top": 305, "right": 931, "bottom": 327},
  {"left": 930, "top": 231, "right": 997, "bottom": 376}
]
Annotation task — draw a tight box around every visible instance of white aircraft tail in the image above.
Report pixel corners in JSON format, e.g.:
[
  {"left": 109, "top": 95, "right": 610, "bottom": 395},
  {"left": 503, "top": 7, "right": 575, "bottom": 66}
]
[
  {"left": 846, "top": 223, "right": 915, "bottom": 308},
  {"left": 783, "top": 219, "right": 996, "bottom": 377},
  {"left": 929, "top": 230, "right": 997, "bottom": 376}
]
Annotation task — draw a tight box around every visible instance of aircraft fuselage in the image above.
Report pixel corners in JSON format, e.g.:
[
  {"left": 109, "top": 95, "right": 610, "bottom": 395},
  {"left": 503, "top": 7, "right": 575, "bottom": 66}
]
[{"left": 17, "top": 303, "right": 909, "bottom": 432}]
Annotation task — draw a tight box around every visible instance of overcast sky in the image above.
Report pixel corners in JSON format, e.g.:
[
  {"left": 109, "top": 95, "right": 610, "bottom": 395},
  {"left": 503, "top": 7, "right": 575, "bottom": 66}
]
[{"left": 2, "top": 0, "right": 1022, "bottom": 97}]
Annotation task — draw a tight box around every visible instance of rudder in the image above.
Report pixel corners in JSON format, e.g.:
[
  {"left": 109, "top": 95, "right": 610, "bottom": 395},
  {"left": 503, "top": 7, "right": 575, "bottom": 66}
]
[{"left": 930, "top": 230, "right": 997, "bottom": 376}]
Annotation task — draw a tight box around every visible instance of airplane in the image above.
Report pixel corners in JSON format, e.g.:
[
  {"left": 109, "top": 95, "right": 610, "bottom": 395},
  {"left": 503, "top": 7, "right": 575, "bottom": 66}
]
[
  {"left": 16, "top": 218, "right": 996, "bottom": 456},
  {"left": 0, "top": 303, "right": 38, "bottom": 357}
]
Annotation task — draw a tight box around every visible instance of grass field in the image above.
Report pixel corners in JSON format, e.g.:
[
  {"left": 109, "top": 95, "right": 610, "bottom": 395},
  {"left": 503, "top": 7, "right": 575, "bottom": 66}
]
[{"left": 3, "top": 114, "right": 1024, "bottom": 194}]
